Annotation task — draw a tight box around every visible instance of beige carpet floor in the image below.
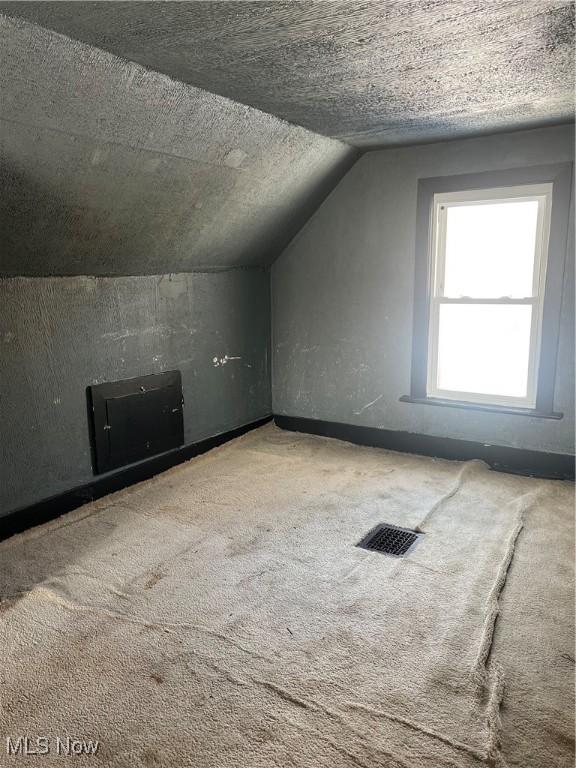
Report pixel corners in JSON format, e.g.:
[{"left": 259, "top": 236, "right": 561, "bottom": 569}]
[{"left": 0, "top": 424, "right": 573, "bottom": 767}]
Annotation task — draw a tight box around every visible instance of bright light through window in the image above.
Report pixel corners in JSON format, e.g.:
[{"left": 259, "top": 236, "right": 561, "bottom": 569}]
[
  {"left": 427, "top": 184, "right": 552, "bottom": 408},
  {"left": 444, "top": 201, "right": 538, "bottom": 298},
  {"left": 437, "top": 304, "right": 532, "bottom": 397}
]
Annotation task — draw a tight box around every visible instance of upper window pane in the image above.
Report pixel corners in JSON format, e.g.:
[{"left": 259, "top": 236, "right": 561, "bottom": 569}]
[{"left": 442, "top": 200, "right": 539, "bottom": 298}]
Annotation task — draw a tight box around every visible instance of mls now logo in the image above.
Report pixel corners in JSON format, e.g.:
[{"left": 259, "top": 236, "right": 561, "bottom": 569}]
[{"left": 6, "top": 736, "right": 100, "bottom": 756}]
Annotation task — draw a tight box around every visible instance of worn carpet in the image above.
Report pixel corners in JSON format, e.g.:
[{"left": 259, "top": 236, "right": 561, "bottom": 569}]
[{"left": 0, "top": 424, "right": 573, "bottom": 767}]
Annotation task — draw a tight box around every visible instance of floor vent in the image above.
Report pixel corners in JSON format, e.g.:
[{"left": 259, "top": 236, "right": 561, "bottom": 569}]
[{"left": 357, "top": 523, "right": 422, "bottom": 557}]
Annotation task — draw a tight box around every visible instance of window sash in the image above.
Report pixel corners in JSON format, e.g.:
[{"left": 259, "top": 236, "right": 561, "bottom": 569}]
[{"left": 426, "top": 185, "right": 552, "bottom": 409}]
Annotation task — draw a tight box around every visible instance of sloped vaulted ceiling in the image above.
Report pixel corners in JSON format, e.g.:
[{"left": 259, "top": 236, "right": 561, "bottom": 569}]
[
  {"left": 0, "top": 1, "right": 573, "bottom": 276},
  {"left": 1, "top": 0, "right": 574, "bottom": 147},
  {"left": 0, "top": 14, "right": 354, "bottom": 276}
]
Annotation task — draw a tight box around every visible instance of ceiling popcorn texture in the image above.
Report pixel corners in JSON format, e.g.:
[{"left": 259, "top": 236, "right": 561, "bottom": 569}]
[
  {"left": 0, "top": 13, "right": 354, "bottom": 276},
  {"left": 1, "top": 0, "right": 573, "bottom": 147}
]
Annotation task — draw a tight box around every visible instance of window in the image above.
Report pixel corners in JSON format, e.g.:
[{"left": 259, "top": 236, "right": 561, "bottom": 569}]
[
  {"left": 427, "top": 185, "right": 552, "bottom": 408},
  {"left": 403, "top": 163, "right": 572, "bottom": 418}
]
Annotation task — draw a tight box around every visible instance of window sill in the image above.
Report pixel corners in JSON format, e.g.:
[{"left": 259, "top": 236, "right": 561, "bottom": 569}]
[{"left": 399, "top": 395, "right": 563, "bottom": 420}]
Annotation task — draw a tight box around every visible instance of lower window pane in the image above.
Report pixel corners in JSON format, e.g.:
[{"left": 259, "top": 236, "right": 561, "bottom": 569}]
[{"left": 435, "top": 304, "right": 533, "bottom": 399}]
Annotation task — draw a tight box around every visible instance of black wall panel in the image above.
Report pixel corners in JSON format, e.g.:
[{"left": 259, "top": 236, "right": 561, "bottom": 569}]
[{"left": 89, "top": 371, "right": 184, "bottom": 473}]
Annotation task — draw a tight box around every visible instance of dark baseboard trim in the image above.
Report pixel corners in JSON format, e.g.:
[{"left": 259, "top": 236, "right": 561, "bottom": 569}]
[
  {"left": 3, "top": 412, "right": 571, "bottom": 543},
  {"left": 274, "top": 415, "right": 575, "bottom": 481},
  {"left": 0, "top": 416, "right": 272, "bottom": 542}
]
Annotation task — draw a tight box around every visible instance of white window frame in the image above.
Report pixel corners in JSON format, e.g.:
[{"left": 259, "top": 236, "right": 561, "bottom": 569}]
[{"left": 426, "top": 183, "right": 553, "bottom": 409}]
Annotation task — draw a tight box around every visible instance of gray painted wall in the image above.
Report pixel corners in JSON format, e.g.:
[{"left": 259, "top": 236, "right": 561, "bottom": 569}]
[
  {"left": 272, "top": 125, "right": 575, "bottom": 455},
  {"left": 0, "top": 13, "right": 353, "bottom": 276},
  {"left": 0, "top": 270, "right": 270, "bottom": 515}
]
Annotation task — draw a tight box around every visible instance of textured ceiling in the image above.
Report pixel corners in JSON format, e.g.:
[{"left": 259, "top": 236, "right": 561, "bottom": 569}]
[
  {"left": 0, "top": 14, "right": 354, "bottom": 276},
  {"left": 0, "top": 0, "right": 573, "bottom": 147}
]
